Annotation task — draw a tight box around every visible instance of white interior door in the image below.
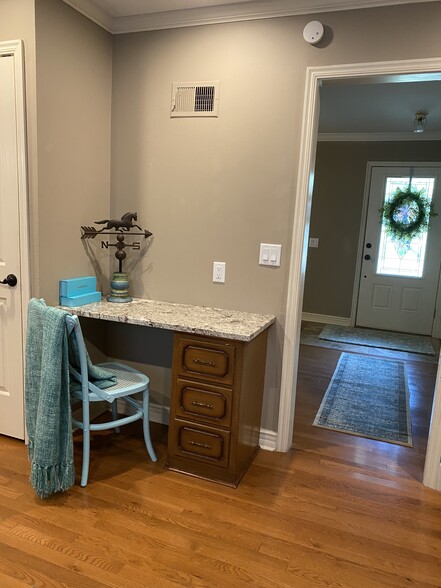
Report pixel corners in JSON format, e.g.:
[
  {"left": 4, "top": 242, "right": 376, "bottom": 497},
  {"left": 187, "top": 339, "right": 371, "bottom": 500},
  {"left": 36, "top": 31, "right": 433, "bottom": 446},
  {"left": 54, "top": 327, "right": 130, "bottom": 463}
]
[
  {"left": 356, "top": 165, "right": 441, "bottom": 335},
  {"left": 0, "top": 42, "right": 28, "bottom": 440}
]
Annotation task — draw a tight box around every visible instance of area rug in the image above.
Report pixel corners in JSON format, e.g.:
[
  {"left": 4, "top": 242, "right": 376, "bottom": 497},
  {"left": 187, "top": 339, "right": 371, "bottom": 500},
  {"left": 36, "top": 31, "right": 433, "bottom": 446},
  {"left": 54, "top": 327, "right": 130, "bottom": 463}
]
[
  {"left": 313, "top": 353, "right": 412, "bottom": 446},
  {"left": 319, "top": 324, "right": 435, "bottom": 356}
]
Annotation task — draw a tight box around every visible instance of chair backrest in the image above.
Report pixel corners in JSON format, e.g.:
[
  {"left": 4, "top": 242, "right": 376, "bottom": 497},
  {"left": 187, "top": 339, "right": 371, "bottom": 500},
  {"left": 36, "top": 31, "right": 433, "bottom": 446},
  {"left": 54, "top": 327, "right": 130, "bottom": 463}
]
[{"left": 65, "top": 314, "right": 90, "bottom": 400}]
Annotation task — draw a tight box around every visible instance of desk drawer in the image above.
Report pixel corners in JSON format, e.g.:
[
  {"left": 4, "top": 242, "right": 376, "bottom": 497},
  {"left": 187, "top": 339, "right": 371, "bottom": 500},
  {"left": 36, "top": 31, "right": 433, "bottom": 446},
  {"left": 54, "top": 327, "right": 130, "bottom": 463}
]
[
  {"left": 175, "top": 379, "right": 232, "bottom": 427},
  {"left": 172, "top": 420, "right": 230, "bottom": 468},
  {"left": 176, "top": 336, "right": 236, "bottom": 385}
]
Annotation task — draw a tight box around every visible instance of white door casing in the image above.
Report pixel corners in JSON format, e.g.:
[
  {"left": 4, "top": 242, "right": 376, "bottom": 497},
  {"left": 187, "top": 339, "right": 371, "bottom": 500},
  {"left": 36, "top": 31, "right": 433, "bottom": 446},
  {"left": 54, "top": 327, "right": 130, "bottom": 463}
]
[
  {"left": 356, "top": 165, "right": 441, "bottom": 335},
  {"left": 277, "top": 56, "right": 441, "bottom": 492},
  {"left": 0, "top": 40, "right": 30, "bottom": 440}
]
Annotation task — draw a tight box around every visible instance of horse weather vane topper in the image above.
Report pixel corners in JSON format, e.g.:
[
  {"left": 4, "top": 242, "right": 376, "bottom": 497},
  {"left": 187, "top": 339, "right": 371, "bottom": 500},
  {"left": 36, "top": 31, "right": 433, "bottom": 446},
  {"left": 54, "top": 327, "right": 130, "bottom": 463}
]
[{"left": 81, "top": 212, "right": 152, "bottom": 303}]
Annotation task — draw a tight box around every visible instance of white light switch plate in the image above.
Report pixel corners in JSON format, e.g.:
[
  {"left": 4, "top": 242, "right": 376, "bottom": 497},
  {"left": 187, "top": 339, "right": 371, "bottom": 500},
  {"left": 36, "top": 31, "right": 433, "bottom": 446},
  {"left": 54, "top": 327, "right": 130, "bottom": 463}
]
[
  {"left": 309, "top": 237, "right": 319, "bottom": 248},
  {"left": 259, "top": 243, "right": 281, "bottom": 267}
]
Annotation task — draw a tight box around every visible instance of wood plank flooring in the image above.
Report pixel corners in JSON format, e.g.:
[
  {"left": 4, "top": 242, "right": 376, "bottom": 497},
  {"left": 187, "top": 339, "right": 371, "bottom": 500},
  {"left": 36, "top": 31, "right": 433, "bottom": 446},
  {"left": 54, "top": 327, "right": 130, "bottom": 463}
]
[{"left": 1, "top": 343, "right": 441, "bottom": 587}]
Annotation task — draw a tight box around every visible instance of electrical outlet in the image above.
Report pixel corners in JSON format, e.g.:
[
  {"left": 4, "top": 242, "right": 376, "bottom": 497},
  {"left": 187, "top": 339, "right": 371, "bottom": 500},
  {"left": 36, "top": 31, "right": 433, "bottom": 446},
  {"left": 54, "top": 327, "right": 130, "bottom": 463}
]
[{"left": 213, "top": 261, "right": 226, "bottom": 283}]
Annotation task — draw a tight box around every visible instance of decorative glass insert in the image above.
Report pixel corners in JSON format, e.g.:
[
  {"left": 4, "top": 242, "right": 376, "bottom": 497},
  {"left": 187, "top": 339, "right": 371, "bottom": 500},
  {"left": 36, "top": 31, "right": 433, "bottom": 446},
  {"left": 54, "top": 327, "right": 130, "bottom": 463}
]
[{"left": 376, "top": 177, "right": 435, "bottom": 278}]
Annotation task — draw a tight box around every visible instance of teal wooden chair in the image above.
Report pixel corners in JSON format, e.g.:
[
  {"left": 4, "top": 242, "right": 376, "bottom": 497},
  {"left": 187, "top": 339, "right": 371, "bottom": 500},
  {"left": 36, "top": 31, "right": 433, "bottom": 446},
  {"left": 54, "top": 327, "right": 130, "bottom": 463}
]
[{"left": 65, "top": 314, "right": 157, "bottom": 487}]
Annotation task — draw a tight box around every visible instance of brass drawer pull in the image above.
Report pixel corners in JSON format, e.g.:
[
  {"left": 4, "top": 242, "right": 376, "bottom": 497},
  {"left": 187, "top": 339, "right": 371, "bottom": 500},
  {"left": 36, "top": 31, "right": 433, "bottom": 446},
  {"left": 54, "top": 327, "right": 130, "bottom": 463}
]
[
  {"left": 189, "top": 441, "right": 211, "bottom": 449},
  {"left": 193, "top": 358, "right": 216, "bottom": 367},
  {"left": 191, "top": 400, "right": 214, "bottom": 409}
]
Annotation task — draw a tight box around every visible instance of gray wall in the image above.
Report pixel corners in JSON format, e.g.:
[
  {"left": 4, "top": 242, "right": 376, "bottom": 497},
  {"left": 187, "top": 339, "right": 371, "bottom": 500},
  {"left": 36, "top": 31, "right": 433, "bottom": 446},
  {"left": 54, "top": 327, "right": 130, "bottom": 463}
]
[
  {"left": 303, "top": 141, "right": 441, "bottom": 318},
  {"left": 35, "top": 0, "right": 113, "bottom": 301}
]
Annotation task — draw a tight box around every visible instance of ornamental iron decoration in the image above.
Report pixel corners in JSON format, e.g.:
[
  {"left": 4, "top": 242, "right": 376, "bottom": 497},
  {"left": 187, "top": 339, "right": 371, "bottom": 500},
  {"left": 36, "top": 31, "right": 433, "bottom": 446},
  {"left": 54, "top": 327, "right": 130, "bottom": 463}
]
[{"left": 81, "top": 212, "right": 153, "bottom": 303}]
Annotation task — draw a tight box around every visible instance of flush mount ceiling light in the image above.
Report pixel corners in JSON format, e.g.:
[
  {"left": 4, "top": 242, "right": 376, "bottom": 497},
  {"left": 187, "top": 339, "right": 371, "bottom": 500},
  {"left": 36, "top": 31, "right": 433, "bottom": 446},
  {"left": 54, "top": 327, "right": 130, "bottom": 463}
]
[{"left": 414, "top": 111, "right": 428, "bottom": 133}]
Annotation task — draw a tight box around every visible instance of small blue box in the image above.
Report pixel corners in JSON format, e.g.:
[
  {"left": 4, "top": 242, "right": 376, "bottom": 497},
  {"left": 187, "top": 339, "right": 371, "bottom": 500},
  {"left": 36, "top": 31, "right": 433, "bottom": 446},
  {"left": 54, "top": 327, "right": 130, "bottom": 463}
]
[
  {"left": 60, "top": 291, "right": 101, "bottom": 307},
  {"left": 59, "top": 276, "right": 96, "bottom": 298}
]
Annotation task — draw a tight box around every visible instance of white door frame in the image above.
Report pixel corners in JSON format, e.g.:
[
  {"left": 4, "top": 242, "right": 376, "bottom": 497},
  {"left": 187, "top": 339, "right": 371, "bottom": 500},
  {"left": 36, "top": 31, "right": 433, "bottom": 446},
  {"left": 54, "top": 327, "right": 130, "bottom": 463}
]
[
  {"left": 277, "top": 56, "right": 441, "bottom": 490},
  {"left": 0, "top": 39, "right": 31, "bottom": 421},
  {"left": 350, "top": 161, "right": 441, "bottom": 337}
]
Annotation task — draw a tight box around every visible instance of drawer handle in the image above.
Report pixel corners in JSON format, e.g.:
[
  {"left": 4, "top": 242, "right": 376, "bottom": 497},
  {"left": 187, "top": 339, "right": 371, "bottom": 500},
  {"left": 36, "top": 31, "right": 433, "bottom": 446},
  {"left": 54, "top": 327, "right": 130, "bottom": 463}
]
[
  {"left": 191, "top": 400, "right": 214, "bottom": 409},
  {"left": 193, "top": 358, "right": 216, "bottom": 367},
  {"left": 189, "top": 441, "right": 211, "bottom": 449}
]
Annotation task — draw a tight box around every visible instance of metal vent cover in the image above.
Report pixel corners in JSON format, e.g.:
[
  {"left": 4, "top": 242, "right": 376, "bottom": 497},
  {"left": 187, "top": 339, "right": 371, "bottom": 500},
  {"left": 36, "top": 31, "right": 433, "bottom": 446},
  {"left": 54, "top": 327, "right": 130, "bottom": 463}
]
[{"left": 171, "top": 81, "right": 220, "bottom": 117}]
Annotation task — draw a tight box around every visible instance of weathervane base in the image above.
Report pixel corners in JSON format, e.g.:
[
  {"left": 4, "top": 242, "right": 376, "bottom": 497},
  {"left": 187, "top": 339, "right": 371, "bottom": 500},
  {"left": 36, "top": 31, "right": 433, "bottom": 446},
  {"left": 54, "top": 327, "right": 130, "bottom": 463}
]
[{"left": 106, "top": 272, "right": 132, "bottom": 304}]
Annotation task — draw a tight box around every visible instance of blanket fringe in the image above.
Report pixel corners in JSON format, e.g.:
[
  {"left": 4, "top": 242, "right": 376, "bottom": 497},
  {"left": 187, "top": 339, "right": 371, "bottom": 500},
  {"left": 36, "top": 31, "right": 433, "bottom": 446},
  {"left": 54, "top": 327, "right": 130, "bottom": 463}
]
[{"left": 30, "top": 462, "right": 75, "bottom": 499}]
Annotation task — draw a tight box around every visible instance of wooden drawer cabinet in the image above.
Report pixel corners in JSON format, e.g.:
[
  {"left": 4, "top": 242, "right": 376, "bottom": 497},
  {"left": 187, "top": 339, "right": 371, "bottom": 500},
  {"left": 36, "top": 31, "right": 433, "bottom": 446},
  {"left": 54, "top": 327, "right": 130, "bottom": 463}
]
[{"left": 167, "top": 330, "right": 269, "bottom": 487}]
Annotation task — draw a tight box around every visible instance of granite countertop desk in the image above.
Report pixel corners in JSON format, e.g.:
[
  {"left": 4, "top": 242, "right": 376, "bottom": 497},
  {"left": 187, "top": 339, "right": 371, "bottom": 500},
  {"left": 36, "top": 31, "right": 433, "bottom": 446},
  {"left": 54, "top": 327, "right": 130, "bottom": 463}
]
[
  {"left": 61, "top": 298, "right": 276, "bottom": 342},
  {"left": 62, "top": 297, "right": 276, "bottom": 486}
]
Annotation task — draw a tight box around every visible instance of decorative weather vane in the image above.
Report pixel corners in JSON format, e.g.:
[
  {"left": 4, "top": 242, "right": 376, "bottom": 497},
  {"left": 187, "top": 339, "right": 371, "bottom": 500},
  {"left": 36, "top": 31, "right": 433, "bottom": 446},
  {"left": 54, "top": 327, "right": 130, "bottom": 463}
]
[{"left": 81, "top": 212, "right": 152, "bottom": 303}]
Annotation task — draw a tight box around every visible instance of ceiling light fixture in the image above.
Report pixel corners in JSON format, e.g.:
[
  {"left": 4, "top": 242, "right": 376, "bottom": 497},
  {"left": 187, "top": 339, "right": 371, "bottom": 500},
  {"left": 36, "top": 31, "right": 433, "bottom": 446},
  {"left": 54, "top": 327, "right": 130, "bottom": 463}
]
[{"left": 414, "top": 111, "right": 428, "bottom": 134}]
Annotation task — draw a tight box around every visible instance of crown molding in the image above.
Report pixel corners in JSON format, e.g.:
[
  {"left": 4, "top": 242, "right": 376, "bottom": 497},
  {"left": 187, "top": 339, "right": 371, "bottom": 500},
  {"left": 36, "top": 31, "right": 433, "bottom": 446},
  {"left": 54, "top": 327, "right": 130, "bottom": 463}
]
[
  {"left": 318, "top": 131, "right": 441, "bottom": 142},
  {"left": 62, "top": 0, "right": 439, "bottom": 34},
  {"left": 62, "top": 0, "right": 114, "bottom": 32}
]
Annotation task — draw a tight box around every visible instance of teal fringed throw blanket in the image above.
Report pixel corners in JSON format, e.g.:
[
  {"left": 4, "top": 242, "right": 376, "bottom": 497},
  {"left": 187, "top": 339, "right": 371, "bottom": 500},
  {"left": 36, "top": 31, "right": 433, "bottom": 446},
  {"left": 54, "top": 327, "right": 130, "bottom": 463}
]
[
  {"left": 68, "top": 334, "right": 116, "bottom": 393},
  {"left": 25, "top": 298, "right": 75, "bottom": 499}
]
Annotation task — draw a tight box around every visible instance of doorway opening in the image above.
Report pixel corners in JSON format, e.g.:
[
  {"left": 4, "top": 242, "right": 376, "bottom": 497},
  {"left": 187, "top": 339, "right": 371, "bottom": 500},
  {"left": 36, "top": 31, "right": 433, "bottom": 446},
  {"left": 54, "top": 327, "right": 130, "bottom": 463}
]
[{"left": 277, "top": 57, "right": 441, "bottom": 491}]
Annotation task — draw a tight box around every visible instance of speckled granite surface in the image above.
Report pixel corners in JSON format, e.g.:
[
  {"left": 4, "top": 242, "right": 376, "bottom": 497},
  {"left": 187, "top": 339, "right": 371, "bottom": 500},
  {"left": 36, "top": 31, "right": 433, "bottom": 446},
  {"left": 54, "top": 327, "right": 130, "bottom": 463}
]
[{"left": 60, "top": 298, "right": 275, "bottom": 342}]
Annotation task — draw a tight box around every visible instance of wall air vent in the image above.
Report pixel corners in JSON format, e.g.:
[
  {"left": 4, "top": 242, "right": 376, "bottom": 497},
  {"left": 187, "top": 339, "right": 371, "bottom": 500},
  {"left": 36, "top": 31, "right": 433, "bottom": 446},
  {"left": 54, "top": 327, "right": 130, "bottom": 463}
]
[{"left": 171, "top": 81, "right": 220, "bottom": 117}]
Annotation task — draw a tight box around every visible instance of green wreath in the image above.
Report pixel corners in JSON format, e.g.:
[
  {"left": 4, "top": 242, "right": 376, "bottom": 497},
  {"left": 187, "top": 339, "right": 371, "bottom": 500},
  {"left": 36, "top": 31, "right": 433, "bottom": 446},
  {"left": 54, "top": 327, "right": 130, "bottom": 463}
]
[{"left": 379, "top": 186, "right": 437, "bottom": 243}]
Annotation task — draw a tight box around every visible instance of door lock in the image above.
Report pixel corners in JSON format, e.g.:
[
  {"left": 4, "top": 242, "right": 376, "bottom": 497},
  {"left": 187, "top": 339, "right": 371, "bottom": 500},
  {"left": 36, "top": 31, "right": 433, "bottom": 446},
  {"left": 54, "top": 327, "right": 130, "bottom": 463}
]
[{"left": 364, "top": 254, "right": 371, "bottom": 261}]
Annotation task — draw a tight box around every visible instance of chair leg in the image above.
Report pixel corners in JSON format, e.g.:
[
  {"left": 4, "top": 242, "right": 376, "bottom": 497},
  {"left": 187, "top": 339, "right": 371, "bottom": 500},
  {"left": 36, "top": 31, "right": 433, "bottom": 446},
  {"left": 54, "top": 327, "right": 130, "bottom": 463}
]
[
  {"left": 81, "top": 425, "right": 90, "bottom": 487},
  {"left": 112, "top": 400, "right": 121, "bottom": 433},
  {"left": 142, "top": 386, "right": 157, "bottom": 462}
]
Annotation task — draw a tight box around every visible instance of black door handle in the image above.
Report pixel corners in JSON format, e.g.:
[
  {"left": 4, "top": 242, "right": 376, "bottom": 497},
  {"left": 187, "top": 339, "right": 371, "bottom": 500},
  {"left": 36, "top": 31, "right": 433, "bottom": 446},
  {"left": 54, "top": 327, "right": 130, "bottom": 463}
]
[
  {"left": 366, "top": 243, "right": 372, "bottom": 249},
  {"left": 1, "top": 274, "right": 18, "bottom": 287},
  {"left": 364, "top": 254, "right": 371, "bottom": 261}
]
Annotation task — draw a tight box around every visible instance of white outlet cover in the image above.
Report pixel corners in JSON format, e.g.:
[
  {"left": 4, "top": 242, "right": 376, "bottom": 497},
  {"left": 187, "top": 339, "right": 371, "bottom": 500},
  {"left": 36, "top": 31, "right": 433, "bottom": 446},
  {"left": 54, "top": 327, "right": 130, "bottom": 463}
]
[
  {"left": 303, "top": 21, "right": 324, "bottom": 45},
  {"left": 213, "top": 261, "right": 226, "bottom": 283}
]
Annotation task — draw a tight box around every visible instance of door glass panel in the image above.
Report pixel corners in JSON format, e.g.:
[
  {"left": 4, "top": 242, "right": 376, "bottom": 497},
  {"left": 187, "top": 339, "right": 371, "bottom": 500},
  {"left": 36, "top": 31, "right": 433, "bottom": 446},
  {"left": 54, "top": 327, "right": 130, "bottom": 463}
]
[{"left": 376, "top": 176, "right": 435, "bottom": 278}]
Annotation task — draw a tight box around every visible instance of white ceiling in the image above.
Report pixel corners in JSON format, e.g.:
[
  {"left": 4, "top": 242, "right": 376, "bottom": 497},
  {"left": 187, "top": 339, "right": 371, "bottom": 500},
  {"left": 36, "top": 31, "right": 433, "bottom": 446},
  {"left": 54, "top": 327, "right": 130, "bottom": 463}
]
[{"left": 87, "top": 0, "right": 259, "bottom": 18}]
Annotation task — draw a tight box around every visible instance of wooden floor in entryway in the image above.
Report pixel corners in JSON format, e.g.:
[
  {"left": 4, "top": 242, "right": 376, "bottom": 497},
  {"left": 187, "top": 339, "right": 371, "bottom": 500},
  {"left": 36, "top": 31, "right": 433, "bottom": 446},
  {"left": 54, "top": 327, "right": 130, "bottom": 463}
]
[
  {"left": 294, "top": 341, "right": 438, "bottom": 483},
  {"left": 0, "top": 344, "right": 440, "bottom": 587}
]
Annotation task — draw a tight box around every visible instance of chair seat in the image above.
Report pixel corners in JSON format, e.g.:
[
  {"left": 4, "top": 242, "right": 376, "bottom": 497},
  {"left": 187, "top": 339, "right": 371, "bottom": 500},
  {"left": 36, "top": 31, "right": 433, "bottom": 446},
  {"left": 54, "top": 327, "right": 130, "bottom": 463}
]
[{"left": 88, "top": 362, "right": 150, "bottom": 401}]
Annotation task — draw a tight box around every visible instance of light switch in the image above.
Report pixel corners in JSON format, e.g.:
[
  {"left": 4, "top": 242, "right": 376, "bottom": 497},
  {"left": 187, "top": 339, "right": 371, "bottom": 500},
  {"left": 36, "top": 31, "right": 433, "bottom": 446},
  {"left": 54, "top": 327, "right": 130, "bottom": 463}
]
[
  {"left": 309, "top": 237, "right": 319, "bottom": 248},
  {"left": 259, "top": 243, "right": 282, "bottom": 267}
]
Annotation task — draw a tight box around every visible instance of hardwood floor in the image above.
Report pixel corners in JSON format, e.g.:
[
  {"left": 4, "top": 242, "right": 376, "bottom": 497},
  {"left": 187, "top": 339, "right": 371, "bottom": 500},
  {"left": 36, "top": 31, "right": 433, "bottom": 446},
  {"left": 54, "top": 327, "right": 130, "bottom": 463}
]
[
  {"left": 1, "top": 344, "right": 441, "bottom": 587},
  {"left": 295, "top": 343, "right": 437, "bottom": 483}
]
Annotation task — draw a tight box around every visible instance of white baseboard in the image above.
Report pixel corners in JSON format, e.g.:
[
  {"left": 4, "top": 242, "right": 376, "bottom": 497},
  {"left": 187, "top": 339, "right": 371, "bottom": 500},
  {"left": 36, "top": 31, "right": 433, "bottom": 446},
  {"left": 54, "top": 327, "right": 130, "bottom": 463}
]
[
  {"left": 118, "top": 400, "right": 277, "bottom": 450},
  {"left": 259, "top": 428, "right": 277, "bottom": 451},
  {"left": 149, "top": 403, "right": 170, "bottom": 425},
  {"left": 302, "top": 312, "right": 351, "bottom": 326}
]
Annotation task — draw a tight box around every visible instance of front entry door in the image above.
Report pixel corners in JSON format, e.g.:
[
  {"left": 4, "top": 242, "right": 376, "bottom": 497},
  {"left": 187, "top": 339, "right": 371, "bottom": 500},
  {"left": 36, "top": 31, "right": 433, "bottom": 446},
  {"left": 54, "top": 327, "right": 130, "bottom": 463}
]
[
  {"left": 0, "top": 42, "right": 28, "bottom": 439},
  {"left": 356, "top": 165, "right": 441, "bottom": 335}
]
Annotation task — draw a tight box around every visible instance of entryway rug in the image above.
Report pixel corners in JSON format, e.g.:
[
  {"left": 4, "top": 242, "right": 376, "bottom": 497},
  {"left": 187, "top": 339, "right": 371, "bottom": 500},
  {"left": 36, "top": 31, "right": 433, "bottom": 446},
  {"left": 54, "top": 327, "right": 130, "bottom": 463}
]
[
  {"left": 313, "top": 353, "right": 412, "bottom": 447},
  {"left": 319, "top": 324, "right": 435, "bottom": 356}
]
